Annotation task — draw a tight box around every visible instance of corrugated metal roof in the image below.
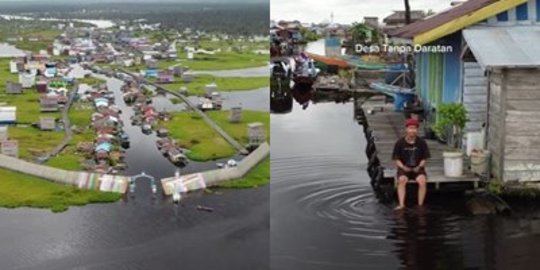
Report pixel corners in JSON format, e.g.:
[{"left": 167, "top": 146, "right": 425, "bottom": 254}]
[
  {"left": 389, "top": 0, "right": 496, "bottom": 38},
  {"left": 463, "top": 26, "right": 540, "bottom": 70}
]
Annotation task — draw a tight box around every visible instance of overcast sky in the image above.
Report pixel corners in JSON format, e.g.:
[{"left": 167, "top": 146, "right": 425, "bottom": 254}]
[{"left": 271, "top": 0, "right": 454, "bottom": 24}]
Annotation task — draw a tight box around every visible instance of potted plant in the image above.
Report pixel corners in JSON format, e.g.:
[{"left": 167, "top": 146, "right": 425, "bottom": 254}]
[{"left": 433, "top": 103, "right": 468, "bottom": 177}]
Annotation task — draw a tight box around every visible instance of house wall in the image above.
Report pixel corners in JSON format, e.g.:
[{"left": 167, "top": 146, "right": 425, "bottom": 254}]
[
  {"left": 487, "top": 69, "right": 505, "bottom": 180},
  {"left": 463, "top": 62, "right": 488, "bottom": 132},
  {"left": 488, "top": 0, "right": 540, "bottom": 24},
  {"left": 501, "top": 68, "right": 540, "bottom": 181}
]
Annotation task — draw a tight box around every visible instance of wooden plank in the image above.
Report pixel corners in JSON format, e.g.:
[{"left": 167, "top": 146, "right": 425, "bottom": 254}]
[
  {"left": 506, "top": 110, "right": 540, "bottom": 122},
  {"left": 504, "top": 147, "right": 540, "bottom": 160},
  {"left": 503, "top": 170, "right": 540, "bottom": 182},
  {"left": 504, "top": 122, "right": 540, "bottom": 135},
  {"left": 464, "top": 76, "right": 487, "bottom": 86},
  {"left": 464, "top": 86, "right": 487, "bottom": 95},
  {"left": 506, "top": 135, "right": 540, "bottom": 147},
  {"left": 507, "top": 91, "right": 540, "bottom": 100},
  {"left": 507, "top": 100, "right": 540, "bottom": 111},
  {"left": 463, "top": 94, "right": 487, "bottom": 104},
  {"left": 504, "top": 160, "right": 540, "bottom": 171}
]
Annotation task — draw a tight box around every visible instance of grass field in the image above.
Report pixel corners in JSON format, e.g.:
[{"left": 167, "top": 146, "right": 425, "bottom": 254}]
[
  {"left": 0, "top": 168, "right": 121, "bottom": 213},
  {"left": 155, "top": 74, "right": 268, "bottom": 96},
  {"left": 215, "top": 157, "right": 269, "bottom": 188},
  {"left": 161, "top": 110, "right": 269, "bottom": 161},
  {"left": 45, "top": 104, "right": 94, "bottom": 171},
  {"left": 160, "top": 112, "right": 236, "bottom": 161},
  {"left": 207, "top": 110, "right": 269, "bottom": 145}
]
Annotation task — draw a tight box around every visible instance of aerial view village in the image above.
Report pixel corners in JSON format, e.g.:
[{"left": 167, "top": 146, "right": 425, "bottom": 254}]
[
  {"left": 271, "top": 0, "right": 540, "bottom": 269},
  {"left": 0, "top": 0, "right": 269, "bottom": 269}
]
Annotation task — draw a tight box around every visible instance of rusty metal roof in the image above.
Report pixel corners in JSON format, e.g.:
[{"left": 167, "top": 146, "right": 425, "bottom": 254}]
[{"left": 389, "top": 0, "right": 497, "bottom": 38}]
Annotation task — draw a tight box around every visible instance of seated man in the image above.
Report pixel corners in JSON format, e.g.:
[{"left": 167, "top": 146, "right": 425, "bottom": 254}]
[{"left": 392, "top": 118, "right": 431, "bottom": 210}]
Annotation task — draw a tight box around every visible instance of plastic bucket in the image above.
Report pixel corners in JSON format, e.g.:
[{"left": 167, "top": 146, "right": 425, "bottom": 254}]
[
  {"left": 443, "top": 151, "right": 463, "bottom": 177},
  {"left": 470, "top": 150, "right": 490, "bottom": 175},
  {"left": 393, "top": 92, "right": 415, "bottom": 112}
]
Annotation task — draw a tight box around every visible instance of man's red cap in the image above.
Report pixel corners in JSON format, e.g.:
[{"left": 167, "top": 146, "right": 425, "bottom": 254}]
[{"left": 405, "top": 118, "right": 419, "bottom": 128}]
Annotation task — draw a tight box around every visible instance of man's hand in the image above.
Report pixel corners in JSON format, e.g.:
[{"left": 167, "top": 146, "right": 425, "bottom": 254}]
[
  {"left": 413, "top": 166, "right": 421, "bottom": 173},
  {"left": 402, "top": 166, "right": 412, "bottom": 172}
]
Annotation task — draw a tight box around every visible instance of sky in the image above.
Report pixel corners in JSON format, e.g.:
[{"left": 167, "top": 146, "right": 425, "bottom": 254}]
[
  {"left": 0, "top": 0, "right": 267, "bottom": 3},
  {"left": 271, "top": 0, "right": 454, "bottom": 24}
]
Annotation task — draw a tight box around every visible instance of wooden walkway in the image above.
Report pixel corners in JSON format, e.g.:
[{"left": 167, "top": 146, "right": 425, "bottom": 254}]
[{"left": 361, "top": 96, "right": 480, "bottom": 190}]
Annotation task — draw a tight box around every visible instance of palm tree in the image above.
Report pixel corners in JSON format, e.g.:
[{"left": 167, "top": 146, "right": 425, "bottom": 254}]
[{"left": 404, "top": 0, "right": 411, "bottom": 25}]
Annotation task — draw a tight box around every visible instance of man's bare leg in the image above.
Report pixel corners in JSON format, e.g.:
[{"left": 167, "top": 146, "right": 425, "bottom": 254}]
[
  {"left": 416, "top": 174, "right": 427, "bottom": 206},
  {"left": 395, "top": 175, "right": 408, "bottom": 210}
]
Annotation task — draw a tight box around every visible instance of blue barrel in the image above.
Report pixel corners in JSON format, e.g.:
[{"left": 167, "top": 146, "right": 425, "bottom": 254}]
[{"left": 393, "top": 92, "right": 415, "bottom": 112}]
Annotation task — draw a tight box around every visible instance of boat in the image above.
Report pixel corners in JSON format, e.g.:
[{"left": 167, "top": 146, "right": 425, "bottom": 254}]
[
  {"left": 141, "top": 123, "right": 152, "bottom": 134},
  {"left": 292, "top": 53, "right": 319, "bottom": 85},
  {"left": 167, "top": 148, "right": 188, "bottom": 165},
  {"left": 119, "top": 132, "right": 130, "bottom": 148}
]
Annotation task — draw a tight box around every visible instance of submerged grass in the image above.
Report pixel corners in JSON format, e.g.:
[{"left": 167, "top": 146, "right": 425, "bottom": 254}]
[{"left": 0, "top": 168, "right": 121, "bottom": 213}]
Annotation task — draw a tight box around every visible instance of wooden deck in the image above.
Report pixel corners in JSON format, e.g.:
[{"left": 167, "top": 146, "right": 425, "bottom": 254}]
[{"left": 361, "top": 97, "right": 480, "bottom": 190}]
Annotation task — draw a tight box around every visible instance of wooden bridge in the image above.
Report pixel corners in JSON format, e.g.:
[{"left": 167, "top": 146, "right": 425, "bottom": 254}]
[{"left": 359, "top": 96, "right": 481, "bottom": 191}]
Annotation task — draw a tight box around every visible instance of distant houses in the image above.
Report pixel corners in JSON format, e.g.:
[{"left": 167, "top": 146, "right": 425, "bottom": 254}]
[
  {"left": 0, "top": 107, "right": 16, "bottom": 125},
  {"left": 5, "top": 81, "right": 23, "bottom": 94},
  {"left": 40, "top": 95, "right": 60, "bottom": 112}
]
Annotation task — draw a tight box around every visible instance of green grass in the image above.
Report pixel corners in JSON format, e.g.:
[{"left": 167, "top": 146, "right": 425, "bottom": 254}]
[
  {"left": 156, "top": 74, "right": 268, "bottom": 96},
  {"left": 160, "top": 110, "right": 269, "bottom": 161},
  {"left": 8, "top": 126, "right": 64, "bottom": 160},
  {"left": 1, "top": 59, "right": 61, "bottom": 124},
  {"left": 160, "top": 112, "right": 236, "bottom": 161},
  {"left": 215, "top": 157, "right": 269, "bottom": 188},
  {"left": 207, "top": 110, "right": 269, "bottom": 145},
  {"left": 45, "top": 105, "right": 94, "bottom": 171},
  {"left": 174, "top": 39, "right": 268, "bottom": 71},
  {"left": 78, "top": 76, "right": 106, "bottom": 86},
  {"left": 177, "top": 52, "right": 267, "bottom": 70},
  {"left": 0, "top": 168, "right": 121, "bottom": 213}
]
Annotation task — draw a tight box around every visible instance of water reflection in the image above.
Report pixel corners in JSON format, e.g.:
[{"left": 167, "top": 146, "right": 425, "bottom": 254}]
[{"left": 271, "top": 97, "right": 540, "bottom": 270}]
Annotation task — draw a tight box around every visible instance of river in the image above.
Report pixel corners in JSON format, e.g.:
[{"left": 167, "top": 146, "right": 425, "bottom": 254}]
[
  {"left": 270, "top": 94, "right": 540, "bottom": 270},
  {"left": 0, "top": 14, "right": 115, "bottom": 28},
  {"left": 0, "top": 72, "right": 269, "bottom": 270}
]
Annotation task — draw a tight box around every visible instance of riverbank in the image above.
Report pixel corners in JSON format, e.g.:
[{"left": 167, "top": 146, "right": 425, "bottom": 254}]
[
  {"left": 0, "top": 167, "right": 121, "bottom": 213},
  {"left": 215, "top": 157, "right": 270, "bottom": 188},
  {"left": 159, "top": 110, "right": 268, "bottom": 161},
  {"left": 147, "top": 74, "right": 268, "bottom": 96}
]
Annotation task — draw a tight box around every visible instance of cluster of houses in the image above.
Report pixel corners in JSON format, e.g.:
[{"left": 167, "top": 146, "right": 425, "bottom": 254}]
[
  {"left": 120, "top": 80, "right": 187, "bottom": 165},
  {"left": 5, "top": 53, "right": 76, "bottom": 124},
  {"left": 77, "top": 83, "right": 128, "bottom": 173}
]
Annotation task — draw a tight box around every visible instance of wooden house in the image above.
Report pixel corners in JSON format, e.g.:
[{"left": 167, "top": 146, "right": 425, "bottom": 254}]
[
  {"left": 9, "top": 61, "right": 18, "bottom": 74},
  {"left": 0, "top": 126, "right": 8, "bottom": 141},
  {"left": 248, "top": 122, "right": 265, "bottom": 146},
  {"left": 6, "top": 81, "right": 23, "bottom": 94},
  {"left": 390, "top": 0, "right": 540, "bottom": 183},
  {"left": 39, "top": 116, "right": 56, "bottom": 131},
  {"left": 36, "top": 81, "right": 48, "bottom": 93},
  {"left": 0, "top": 107, "right": 16, "bottom": 125},
  {"left": 182, "top": 72, "right": 194, "bottom": 83},
  {"left": 146, "top": 59, "right": 158, "bottom": 69},
  {"left": 40, "top": 95, "right": 60, "bottom": 112},
  {"left": 19, "top": 71, "right": 36, "bottom": 88},
  {"left": 157, "top": 72, "right": 175, "bottom": 84}
]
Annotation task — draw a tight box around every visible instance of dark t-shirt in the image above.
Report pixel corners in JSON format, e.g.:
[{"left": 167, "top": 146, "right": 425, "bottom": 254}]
[{"left": 392, "top": 136, "right": 431, "bottom": 167}]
